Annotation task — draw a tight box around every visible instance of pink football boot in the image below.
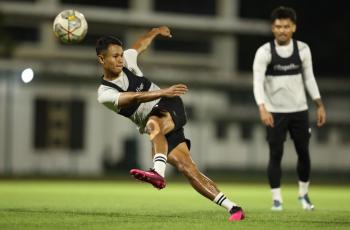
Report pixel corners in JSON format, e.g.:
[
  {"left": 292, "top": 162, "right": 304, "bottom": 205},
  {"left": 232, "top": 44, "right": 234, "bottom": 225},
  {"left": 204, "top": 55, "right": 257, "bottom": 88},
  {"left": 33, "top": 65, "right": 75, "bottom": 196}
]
[
  {"left": 130, "top": 168, "right": 166, "bottom": 189},
  {"left": 228, "top": 206, "right": 245, "bottom": 221}
]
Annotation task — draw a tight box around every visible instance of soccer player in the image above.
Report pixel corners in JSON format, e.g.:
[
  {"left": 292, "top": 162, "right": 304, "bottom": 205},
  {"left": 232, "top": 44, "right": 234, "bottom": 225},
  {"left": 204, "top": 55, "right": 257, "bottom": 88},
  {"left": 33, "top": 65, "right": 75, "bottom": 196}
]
[
  {"left": 96, "top": 26, "right": 244, "bottom": 221},
  {"left": 253, "top": 6, "right": 326, "bottom": 211}
]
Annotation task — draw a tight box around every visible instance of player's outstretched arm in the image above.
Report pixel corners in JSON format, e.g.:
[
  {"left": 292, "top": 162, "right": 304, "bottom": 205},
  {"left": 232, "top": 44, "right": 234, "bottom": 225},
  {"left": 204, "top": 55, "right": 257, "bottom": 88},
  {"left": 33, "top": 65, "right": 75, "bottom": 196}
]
[
  {"left": 118, "top": 84, "right": 187, "bottom": 108},
  {"left": 131, "top": 26, "right": 172, "bottom": 54}
]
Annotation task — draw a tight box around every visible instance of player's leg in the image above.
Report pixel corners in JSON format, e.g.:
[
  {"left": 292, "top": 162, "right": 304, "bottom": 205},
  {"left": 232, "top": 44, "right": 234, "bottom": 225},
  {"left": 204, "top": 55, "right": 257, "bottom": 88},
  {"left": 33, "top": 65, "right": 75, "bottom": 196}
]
[
  {"left": 167, "top": 143, "right": 244, "bottom": 221},
  {"left": 167, "top": 142, "right": 219, "bottom": 199},
  {"left": 267, "top": 113, "right": 288, "bottom": 211},
  {"left": 267, "top": 140, "right": 284, "bottom": 210},
  {"left": 294, "top": 138, "right": 313, "bottom": 211},
  {"left": 289, "top": 111, "right": 314, "bottom": 210},
  {"left": 293, "top": 137, "right": 311, "bottom": 196},
  {"left": 145, "top": 115, "right": 170, "bottom": 177},
  {"left": 130, "top": 113, "right": 174, "bottom": 189}
]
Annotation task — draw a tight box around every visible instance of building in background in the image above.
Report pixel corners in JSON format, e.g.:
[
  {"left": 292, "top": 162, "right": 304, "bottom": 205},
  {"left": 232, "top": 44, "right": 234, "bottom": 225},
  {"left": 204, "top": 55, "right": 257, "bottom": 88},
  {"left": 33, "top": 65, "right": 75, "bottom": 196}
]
[{"left": 0, "top": 0, "right": 349, "bottom": 177}]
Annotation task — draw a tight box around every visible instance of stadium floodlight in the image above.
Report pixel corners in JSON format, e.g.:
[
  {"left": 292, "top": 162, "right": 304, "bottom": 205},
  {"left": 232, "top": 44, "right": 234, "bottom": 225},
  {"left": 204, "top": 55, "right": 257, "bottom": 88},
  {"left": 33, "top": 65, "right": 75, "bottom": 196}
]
[{"left": 21, "top": 68, "right": 34, "bottom": 83}]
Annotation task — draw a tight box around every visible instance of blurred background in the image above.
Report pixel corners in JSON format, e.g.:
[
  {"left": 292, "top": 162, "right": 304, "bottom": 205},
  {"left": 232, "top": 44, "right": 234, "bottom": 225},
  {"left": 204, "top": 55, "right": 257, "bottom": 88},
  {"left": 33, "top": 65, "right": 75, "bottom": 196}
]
[{"left": 0, "top": 0, "right": 349, "bottom": 182}]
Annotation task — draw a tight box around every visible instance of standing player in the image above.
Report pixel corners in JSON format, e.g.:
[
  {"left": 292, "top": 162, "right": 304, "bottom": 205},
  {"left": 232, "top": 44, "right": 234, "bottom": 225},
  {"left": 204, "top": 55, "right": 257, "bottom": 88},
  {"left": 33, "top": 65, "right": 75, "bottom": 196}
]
[
  {"left": 97, "top": 26, "right": 244, "bottom": 221},
  {"left": 253, "top": 6, "right": 326, "bottom": 211}
]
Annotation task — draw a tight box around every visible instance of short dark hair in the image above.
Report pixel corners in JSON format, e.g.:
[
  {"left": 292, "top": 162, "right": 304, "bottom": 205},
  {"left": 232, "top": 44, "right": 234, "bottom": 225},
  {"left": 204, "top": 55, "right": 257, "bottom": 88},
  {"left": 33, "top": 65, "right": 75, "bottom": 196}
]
[
  {"left": 95, "top": 36, "right": 123, "bottom": 55},
  {"left": 271, "top": 6, "right": 297, "bottom": 24}
]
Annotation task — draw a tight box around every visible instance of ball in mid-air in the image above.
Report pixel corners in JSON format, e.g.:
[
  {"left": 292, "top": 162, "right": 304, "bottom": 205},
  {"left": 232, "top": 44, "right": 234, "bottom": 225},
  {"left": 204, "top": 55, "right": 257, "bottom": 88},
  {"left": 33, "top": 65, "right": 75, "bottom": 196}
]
[{"left": 53, "top": 9, "right": 88, "bottom": 44}]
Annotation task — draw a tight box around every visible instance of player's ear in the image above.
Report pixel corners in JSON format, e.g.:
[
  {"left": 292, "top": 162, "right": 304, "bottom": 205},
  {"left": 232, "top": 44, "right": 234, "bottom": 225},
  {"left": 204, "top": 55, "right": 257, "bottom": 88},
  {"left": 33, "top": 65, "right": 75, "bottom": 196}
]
[
  {"left": 97, "top": 54, "right": 104, "bottom": 65},
  {"left": 292, "top": 24, "right": 296, "bottom": 33},
  {"left": 271, "top": 23, "right": 275, "bottom": 33}
]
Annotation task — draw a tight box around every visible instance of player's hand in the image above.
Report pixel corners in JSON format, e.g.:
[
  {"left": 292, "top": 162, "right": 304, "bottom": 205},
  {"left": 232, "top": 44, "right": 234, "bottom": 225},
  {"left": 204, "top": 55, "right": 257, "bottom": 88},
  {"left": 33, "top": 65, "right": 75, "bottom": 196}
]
[
  {"left": 162, "top": 84, "right": 188, "bottom": 97},
  {"left": 316, "top": 105, "right": 326, "bottom": 127},
  {"left": 259, "top": 104, "right": 274, "bottom": 127},
  {"left": 157, "top": 26, "right": 172, "bottom": 38}
]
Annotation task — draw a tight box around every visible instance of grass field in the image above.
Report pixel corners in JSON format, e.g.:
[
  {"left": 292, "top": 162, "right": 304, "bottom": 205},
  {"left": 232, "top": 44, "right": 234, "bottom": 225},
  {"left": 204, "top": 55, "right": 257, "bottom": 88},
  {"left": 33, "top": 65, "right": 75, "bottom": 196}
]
[{"left": 0, "top": 180, "right": 349, "bottom": 230}]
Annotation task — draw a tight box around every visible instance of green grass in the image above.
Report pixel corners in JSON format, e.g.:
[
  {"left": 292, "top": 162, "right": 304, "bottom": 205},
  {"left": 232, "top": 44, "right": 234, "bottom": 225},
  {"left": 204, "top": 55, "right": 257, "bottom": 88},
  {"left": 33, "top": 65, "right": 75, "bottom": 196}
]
[{"left": 0, "top": 180, "right": 349, "bottom": 230}]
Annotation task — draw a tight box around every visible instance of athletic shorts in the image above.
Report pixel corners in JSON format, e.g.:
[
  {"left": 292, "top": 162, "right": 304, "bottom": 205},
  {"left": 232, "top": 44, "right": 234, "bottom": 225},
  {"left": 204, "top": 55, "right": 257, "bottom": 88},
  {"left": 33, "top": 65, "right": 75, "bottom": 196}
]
[
  {"left": 266, "top": 110, "right": 311, "bottom": 143},
  {"left": 148, "top": 96, "right": 191, "bottom": 154}
]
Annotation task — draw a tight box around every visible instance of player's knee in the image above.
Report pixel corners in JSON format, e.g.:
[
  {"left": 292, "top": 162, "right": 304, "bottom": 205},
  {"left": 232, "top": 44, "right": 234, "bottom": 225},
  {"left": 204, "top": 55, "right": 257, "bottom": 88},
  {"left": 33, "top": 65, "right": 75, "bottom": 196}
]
[{"left": 146, "top": 119, "right": 163, "bottom": 140}]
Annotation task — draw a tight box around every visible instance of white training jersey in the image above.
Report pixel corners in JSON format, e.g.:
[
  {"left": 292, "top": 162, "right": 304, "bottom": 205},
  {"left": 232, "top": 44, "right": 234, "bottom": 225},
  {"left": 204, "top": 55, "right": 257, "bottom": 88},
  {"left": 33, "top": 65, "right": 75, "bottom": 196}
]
[
  {"left": 97, "top": 49, "right": 161, "bottom": 133},
  {"left": 253, "top": 40, "right": 321, "bottom": 113}
]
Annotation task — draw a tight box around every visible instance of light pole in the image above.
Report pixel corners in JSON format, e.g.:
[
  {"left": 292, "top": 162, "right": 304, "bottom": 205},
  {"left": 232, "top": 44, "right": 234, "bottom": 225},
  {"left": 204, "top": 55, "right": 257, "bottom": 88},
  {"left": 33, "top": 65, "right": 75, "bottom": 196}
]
[
  {"left": 3, "top": 68, "right": 34, "bottom": 175},
  {"left": 4, "top": 70, "right": 14, "bottom": 175}
]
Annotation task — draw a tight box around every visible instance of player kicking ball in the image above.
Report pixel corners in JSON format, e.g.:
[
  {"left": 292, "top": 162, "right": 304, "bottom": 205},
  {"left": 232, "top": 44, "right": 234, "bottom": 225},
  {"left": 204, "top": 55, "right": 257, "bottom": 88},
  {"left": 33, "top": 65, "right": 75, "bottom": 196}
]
[{"left": 96, "top": 26, "right": 244, "bottom": 221}]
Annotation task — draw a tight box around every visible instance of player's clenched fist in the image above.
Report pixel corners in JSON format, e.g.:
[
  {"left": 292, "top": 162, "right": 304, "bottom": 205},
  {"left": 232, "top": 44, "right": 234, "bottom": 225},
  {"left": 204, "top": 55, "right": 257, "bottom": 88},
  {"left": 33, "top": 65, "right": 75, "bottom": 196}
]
[{"left": 156, "top": 26, "right": 172, "bottom": 38}]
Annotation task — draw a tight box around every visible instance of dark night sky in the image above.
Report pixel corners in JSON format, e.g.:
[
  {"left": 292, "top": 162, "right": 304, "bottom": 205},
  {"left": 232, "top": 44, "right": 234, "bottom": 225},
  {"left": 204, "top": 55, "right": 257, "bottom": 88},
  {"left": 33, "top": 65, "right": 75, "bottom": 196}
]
[
  {"left": 1, "top": 0, "right": 349, "bottom": 77},
  {"left": 239, "top": 0, "right": 349, "bottom": 77}
]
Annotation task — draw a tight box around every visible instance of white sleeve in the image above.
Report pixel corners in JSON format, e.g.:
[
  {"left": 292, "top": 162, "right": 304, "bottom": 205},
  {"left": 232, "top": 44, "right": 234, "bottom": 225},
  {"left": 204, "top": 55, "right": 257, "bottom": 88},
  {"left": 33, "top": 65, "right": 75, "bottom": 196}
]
[
  {"left": 301, "top": 45, "right": 321, "bottom": 100},
  {"left": 124, "top": 49, "right": 143, "bottom": 76},
  {"left": 253, "top": 46, "right": 270, "bottom": 105},
  {"left": 97, "top": 87, "right": 121, "bottom": 112}
]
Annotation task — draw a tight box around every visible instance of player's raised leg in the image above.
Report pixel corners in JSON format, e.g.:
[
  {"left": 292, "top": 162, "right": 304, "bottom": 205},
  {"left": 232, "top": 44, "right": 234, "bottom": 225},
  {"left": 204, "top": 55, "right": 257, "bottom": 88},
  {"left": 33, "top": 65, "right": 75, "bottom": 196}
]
[
  {"left": 130, "top": 114, "right": 174, "bottom": 189},
  {"left": 167, "top": 142, "right": 245, "bottom": 221}
]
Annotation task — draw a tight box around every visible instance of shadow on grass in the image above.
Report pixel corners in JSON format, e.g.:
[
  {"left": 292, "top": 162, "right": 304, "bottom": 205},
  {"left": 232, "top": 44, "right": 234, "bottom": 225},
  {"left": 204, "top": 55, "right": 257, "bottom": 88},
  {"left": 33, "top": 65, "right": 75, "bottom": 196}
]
[
  {"left": 2, "top": 208, "right": 350, "bottom": 226},
  {"left": 0, "top": 208, "right": 222, "bottom": 222}
]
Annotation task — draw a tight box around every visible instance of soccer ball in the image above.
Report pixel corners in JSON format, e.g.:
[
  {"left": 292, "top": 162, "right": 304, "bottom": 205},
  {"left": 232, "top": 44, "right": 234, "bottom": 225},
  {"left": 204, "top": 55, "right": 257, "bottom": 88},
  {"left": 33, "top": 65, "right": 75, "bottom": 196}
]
[{"left": 53, "top": 9, "right": 88, "bottom": 44}]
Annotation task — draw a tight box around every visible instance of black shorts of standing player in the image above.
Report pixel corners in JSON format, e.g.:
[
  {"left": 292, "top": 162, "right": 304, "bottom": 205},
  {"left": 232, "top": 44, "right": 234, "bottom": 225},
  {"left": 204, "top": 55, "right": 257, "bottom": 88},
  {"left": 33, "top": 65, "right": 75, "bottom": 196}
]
[
  {"left": 148, "top": 96, "right": 191, "bottom": 154},
  {"left": 266, "top": 110, "right": 311, "bottom": 144}
]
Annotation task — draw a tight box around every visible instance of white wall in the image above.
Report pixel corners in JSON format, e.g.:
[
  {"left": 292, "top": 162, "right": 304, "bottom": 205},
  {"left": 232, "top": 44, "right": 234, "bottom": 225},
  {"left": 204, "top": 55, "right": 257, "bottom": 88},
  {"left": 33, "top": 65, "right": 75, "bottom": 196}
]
[
  {"left": 0, "top": 78, "right": 7, "bottom": 172},
  {"left": 0, "top": 81, "right": 349, "bottom": 175}
]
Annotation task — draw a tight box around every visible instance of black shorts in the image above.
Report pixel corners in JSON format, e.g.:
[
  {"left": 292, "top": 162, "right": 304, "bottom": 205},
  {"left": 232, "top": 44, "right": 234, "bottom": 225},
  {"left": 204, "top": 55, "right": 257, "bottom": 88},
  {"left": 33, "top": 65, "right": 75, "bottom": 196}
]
[
  {"left": 266, "top": 110, "right": 311, "bottom": 143},
  {"left": 148, "top": 96, "right": 191, "bottom": 154}
]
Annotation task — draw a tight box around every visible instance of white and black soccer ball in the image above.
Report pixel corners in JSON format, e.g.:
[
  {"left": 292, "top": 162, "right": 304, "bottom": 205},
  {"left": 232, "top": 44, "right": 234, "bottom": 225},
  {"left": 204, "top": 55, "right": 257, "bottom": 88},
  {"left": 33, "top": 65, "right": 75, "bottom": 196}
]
[{"left": 53, "top": 9, "right": 88, "bottom": 44}]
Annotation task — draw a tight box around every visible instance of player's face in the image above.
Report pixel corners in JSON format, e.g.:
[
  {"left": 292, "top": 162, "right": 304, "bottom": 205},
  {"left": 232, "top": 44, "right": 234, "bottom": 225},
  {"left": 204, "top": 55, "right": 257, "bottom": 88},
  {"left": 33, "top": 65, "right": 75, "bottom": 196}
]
[
  {"left": 100, "top": 44, "right": 124, "bottom": 76},
  {"left": 272, "top": 18, "right": 296, "bottom": 45}
]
